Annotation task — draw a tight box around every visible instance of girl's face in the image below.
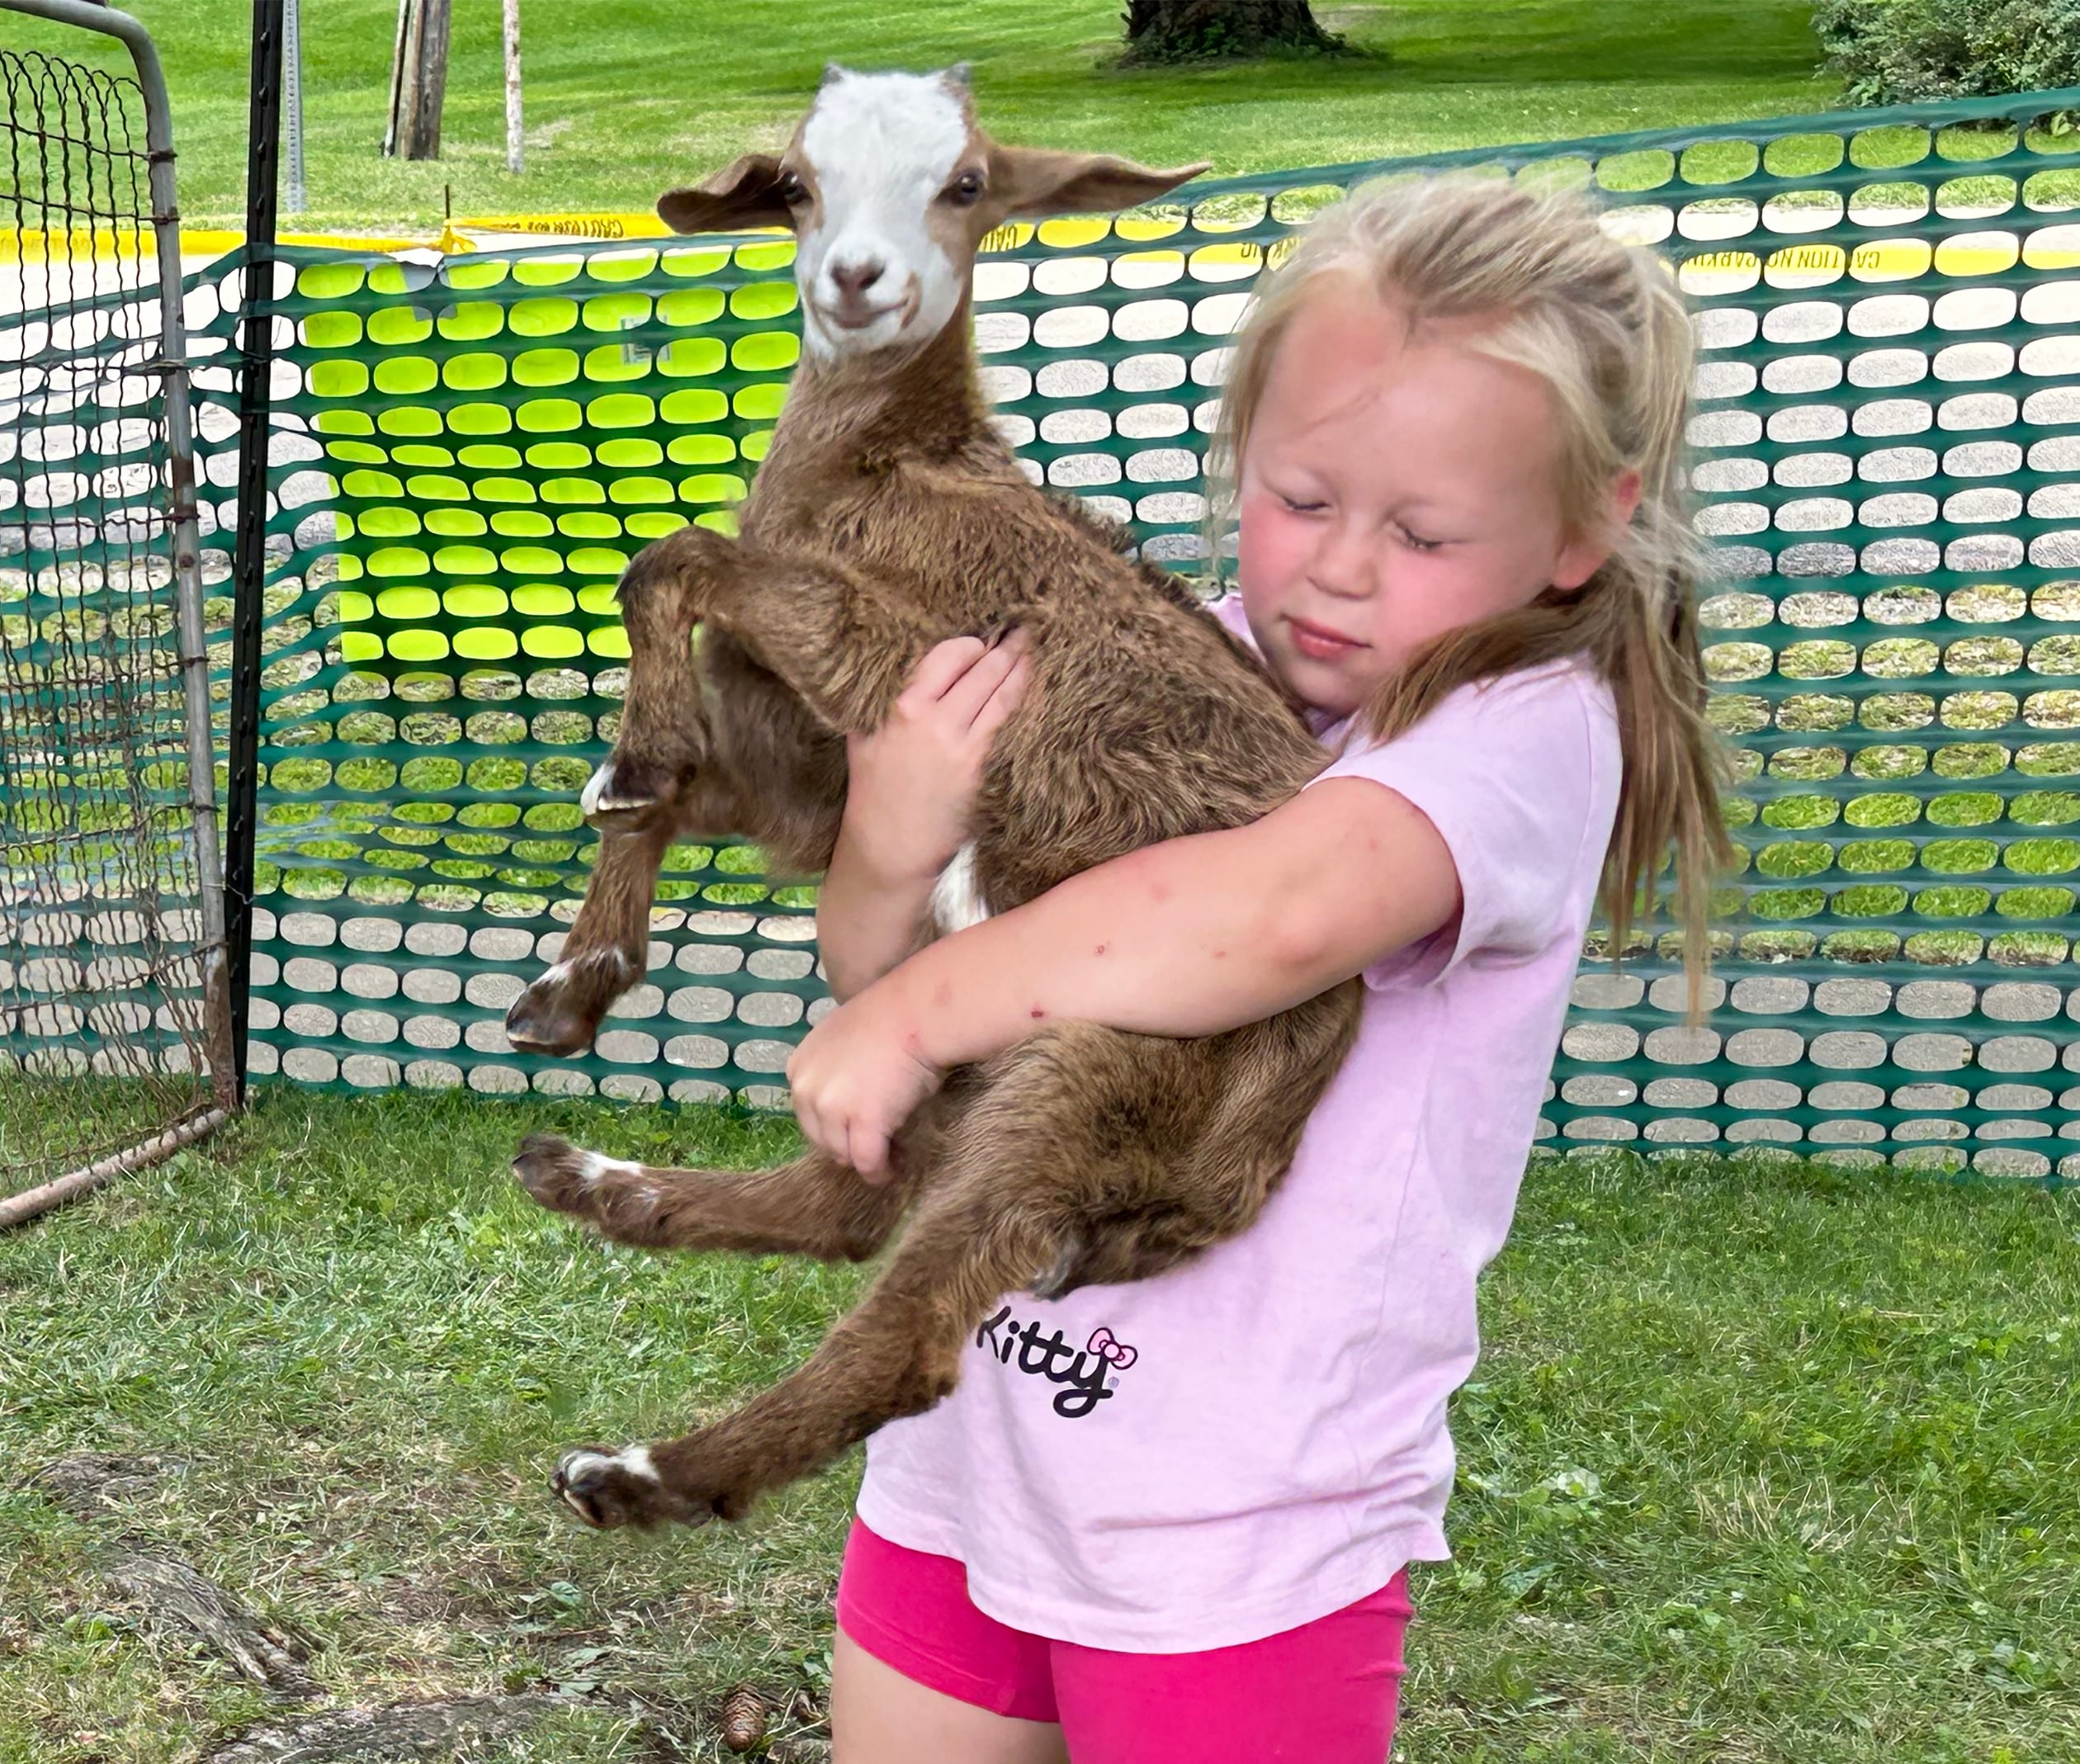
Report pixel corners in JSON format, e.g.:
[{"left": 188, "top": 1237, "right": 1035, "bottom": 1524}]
[{"left": 1235, "top": 282, "right": 1638, "bottom": 718}]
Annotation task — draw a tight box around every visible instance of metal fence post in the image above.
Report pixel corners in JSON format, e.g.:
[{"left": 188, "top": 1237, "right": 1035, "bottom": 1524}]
[{"left": 223, "top": 0, "right": 286, "bottom": 1101}]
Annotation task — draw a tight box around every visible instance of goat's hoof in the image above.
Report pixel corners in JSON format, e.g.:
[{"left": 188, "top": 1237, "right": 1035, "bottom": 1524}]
[
  {"left": 579, "top": 758, "right": 675, "bottom": 827},
  {"left": 503, "top": 985, "right": 594, "bottom": 1057},
  {"left": 551, "top": 1446, "right": 711, "bottom": 1531},
  {"left": 513, "top": 1133, "right": 595, "bottom": 1216},
  {"left": 504, "top": 953, "right": 636, "bottom": 1056}
]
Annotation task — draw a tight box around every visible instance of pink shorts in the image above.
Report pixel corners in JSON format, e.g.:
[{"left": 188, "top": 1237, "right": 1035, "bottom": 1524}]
[{"left": 834, "top": 1519, "right": 1412, "bottom": 1762}]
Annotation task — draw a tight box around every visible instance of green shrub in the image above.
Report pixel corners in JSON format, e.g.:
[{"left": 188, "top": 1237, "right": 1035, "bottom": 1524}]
[{"left": 1814, "top": 0, "right": 2080, "bottom": 105}]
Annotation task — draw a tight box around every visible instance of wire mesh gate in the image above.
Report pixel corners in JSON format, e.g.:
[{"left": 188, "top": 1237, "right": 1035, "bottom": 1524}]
[{"left": 0, "top": 0, "right": 232, "bottom": 1223}]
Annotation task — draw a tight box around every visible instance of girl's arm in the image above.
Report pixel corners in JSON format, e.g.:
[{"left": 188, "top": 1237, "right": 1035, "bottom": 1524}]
[
  {"left": 815, "top": 631, "right": 1031, "bottom": 1003},
  {"left": 788, "top": 777, "right": 1462, "bottom": 1175},
  {"left": 813, "top": 824, "right": 942, "bottom": 1005}
]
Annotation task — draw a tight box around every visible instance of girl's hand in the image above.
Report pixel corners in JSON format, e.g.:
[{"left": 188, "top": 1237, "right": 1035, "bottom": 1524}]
[
  {"left": 787, "top": 986, "right": 942, "bottom": 1180},
  {"left": 843, "top": 629, "right": 1032, "bottom": 886}
]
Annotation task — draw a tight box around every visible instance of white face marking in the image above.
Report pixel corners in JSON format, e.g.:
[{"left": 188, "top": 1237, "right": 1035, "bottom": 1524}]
[
  {"left": 797, "top": 72, "right": 971, "bottom": 362},
  {"left": 929, "top": 840, "right": 991, "bottom": 935}
]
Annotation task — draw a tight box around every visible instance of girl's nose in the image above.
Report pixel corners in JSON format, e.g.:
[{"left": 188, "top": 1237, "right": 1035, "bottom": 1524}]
[{"left": 1307, "top": 519, "right": 1377, "bottom": 601}]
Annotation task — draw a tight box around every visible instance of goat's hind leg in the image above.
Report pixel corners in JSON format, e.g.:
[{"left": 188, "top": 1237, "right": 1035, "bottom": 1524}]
[
  {"left": 548, "top": 1151, "right": 1062, "bottom": 1530},
  {"left": 513, "top": 1135, "right": 910, "bottom": 1263},
  {"left": 546, "top": 1025, "right": 1200, "bottom": 1530}
]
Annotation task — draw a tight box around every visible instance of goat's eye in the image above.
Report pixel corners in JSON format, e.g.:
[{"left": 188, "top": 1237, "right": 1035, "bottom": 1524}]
[
  {"left": 776, "top": 171, "right": 809, "bottom": 206},
  {"left": 946, "top": 169, "right": 985, "bottom": 206}
]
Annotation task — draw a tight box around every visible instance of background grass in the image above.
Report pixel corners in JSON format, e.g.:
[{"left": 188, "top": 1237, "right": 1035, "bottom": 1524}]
[
  {"left": 2, "top": 1088, "right": 2074, "bottom": 1761},
  {"left": 5, "top": 1, "right": 1836, "bottom": 232}
]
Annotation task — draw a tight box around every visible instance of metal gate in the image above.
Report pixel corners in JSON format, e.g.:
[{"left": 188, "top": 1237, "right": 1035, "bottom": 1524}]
[{"left": 0, "top": 0, "right": 232, "bottom": 1224}]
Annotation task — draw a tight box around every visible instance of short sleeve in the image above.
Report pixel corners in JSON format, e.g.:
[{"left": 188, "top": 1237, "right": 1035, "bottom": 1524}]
[
  {"left": 1305, "top": 664, "right": 1617, "bottom": 986},
  {"left": 1210, "top": 592, "right": 1259, "bottom": 652}
]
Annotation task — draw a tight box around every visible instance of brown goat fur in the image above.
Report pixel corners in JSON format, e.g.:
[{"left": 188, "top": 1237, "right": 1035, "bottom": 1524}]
[{"left": 504, "top": 71, "right": 1364, "bottom": 1531}]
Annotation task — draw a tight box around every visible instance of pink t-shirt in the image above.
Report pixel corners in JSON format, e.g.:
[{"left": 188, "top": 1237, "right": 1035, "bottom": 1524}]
[{"left": 857, "top": 595, "right": 1623, "bottom": 1653}]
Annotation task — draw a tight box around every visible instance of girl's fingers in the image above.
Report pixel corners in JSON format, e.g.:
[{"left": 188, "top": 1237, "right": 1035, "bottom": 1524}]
[
  {"left": 943, "top": 627, "right": 1030, "bottom": 729},
  {"left": 847, "top": 1120, "right": 886, "bottom": 1180},
  {"left": 897, "top": 636, "right": 988, "bottom": 712},
  {"left": 969, "top": 648, "right": 1032, "bottom": 740},
  {"left": 792, "top": 1091, "right": 828, "bottom": 1160}
]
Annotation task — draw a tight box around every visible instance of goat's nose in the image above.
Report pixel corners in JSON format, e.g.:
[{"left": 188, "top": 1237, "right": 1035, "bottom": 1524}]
[{"left": 830, "top": 259, "right": 886, "bottom": 298}]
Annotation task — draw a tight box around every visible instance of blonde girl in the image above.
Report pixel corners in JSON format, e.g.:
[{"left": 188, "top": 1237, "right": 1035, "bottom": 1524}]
[{"left": 787, "top": 170, "right": 1729, "bottom": 1764}]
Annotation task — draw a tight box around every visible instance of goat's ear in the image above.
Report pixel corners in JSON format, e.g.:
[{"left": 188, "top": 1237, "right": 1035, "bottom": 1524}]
[
  {"left": 658, "top": 154, "right": 794, "bottom": 234},
  {"left": 990, "top": 146, "right": 1211, "bottom": 218}
]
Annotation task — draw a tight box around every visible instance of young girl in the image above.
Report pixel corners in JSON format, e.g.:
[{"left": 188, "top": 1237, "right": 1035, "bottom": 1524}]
[{"left": 785, "top": 171, "right": 1727, "bottom": 1764}]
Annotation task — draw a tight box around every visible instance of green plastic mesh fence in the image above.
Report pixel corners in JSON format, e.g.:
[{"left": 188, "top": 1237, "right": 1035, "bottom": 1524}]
[{"left": 160, "top": 86, "right": 2080, "bottom": 1177}]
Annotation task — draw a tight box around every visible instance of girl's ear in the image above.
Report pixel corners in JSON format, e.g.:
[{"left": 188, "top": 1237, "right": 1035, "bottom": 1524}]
[
  {"left": 1610, "top": 468, "right": 1643, "bottom": 529},
  {"left": 659, "top": 154, "right": 795, "bottom": 234},
  {"left": 1552, "top": 469, "right": 1643, "bottom": 591}
]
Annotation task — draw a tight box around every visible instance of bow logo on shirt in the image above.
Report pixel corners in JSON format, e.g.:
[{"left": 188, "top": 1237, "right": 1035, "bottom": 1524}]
[{"left": 1086, "top": 1327, "right": 1137, "bottom": 1369}]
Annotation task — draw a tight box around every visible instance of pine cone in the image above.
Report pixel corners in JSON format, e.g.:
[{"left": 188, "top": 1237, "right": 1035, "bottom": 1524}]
[{"left": 721, "top": 1683, "right": 768, "bottom": 1753}]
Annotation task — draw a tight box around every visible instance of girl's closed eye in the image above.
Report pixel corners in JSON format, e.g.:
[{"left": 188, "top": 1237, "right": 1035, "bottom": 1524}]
[{"left": 1396, "top": 524, "right": 1444, "bottom": 553}]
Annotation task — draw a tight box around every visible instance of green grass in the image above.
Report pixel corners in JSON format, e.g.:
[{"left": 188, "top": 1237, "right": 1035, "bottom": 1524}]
[
  {"left": 5, "top": 1, "right": 1836, "bottom": 232},
  {"left": 2, "top": 1087, "right": 2075, "bottom": 1761}
]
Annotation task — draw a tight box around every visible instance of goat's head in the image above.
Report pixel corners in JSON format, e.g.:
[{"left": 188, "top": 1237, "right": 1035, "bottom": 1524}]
[{"left": 658, "top": 67, "right": 1209, "bottom": 362}]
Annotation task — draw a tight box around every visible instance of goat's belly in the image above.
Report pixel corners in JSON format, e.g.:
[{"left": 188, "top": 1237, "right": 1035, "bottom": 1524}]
[{"left": 929, "top": 841, "right": 991, "bottom": 935}]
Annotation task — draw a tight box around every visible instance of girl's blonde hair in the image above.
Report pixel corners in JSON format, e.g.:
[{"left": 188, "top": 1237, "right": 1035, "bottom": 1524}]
[{"left": 1204, "top": 171, "right": 1732, "bottom": 997}]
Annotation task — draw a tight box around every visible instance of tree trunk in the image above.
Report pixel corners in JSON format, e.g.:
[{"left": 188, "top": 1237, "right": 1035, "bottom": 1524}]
[
  {"left": 503, "top": 0, "right": 523, "bottom": 174},
  {"left": 385, "top": 0, "right": 452, "bottom": 161},
  {"left": 1123, "top": 0, "right": 1342, "bottom": 62}
]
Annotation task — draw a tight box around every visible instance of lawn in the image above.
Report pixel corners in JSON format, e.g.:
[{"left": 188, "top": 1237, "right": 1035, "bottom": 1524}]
[
  {"left": 2, "top": 1087, "right": 2074, "bottom": 1762},
  {"left": 3, "top": 1, "right": 1837, "bottom": 233}
]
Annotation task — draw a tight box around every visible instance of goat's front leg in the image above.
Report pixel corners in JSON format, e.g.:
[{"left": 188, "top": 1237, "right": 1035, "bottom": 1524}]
[
  {"left": 584, "top": 522, "right": 721, "bottom": 819},
  {"left": 505, "top": 810, "right": 696, "bottom": 1057},
  {"left": 628, "top": 523, "right": 942, "bottom": 737},
  {"left": 506, "top": 675, "right": 760, "bottom": 1052}
]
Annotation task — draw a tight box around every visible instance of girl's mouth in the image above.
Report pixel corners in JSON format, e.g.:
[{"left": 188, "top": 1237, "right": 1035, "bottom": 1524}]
[{"left": 1286, "top": 617, "right": 1366, "bottom": 661}]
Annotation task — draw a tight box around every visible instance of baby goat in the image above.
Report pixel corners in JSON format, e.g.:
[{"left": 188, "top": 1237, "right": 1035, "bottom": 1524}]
[{"left": 505, "top": 67, "right": 1363, "bottom": 1530}]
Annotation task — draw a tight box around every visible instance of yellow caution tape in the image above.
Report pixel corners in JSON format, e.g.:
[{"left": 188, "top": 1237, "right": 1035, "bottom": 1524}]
[
  {"left": 3, "top": 225, "right": 442, "bottom": 260},
  {"left": 1682, "top": 237, "right": 2073, "bottom": 279},
  {"left": 279, "top": 229, "right": 435, "bottom": 254},
  {"left": 452, "top": 211, "right": 672, "bottom": 240}
]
